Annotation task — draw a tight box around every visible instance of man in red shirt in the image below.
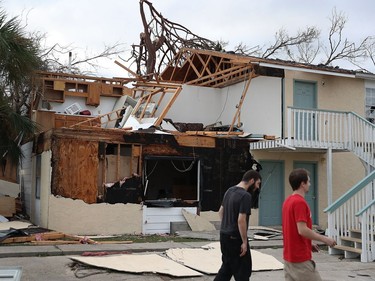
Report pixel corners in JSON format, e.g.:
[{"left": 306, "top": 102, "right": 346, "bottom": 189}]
[{"left": 282, "top": 168, "right": 336, "bottom": 281}]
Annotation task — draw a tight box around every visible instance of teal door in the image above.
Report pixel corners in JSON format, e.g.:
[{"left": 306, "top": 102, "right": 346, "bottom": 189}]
[
  {"left": 294, "top": 162, "right": 318, "bottom": 224},
  {"left": 294, "top": 81, "right": 317, "bottom": 140},
  {"left": 259, "top": 161, "right": 284, "bottom": 226}
]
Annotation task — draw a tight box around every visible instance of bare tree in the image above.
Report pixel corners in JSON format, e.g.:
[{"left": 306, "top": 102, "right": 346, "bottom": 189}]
[
  {"left": 364, "top": 37, "right": 375, "bottom": 68},
  {"left": 233, "top": 42, "right": 262, "bottom": 57},
  {"left": 128, "top": 0, "right": 223, "bottom": 78},
  {"left": 323, "top": 8, "right": 369, "bottom": 66},
  {"left": 129, "top": 1, "right": 375, "bottom": 75},
  {"left": 262, "top": 27, "right": 320, "bottom": 59},
  {"left": 33, "top": 30, "right": 125, "bottom": 75}
]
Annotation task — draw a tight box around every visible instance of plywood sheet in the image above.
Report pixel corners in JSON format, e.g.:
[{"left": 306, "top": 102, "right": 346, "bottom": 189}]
[
  {"left": 52, "top": 139, "right": 98, "bottom": 203},
  {"left": 167, "top": 242, "right": 283, "bottom": 274},
  {"left": 182, "top": 209, "right": 216, "bottom": 231},
  {"left": 71, "top": 253, "right": 202, "bottom": 277}
]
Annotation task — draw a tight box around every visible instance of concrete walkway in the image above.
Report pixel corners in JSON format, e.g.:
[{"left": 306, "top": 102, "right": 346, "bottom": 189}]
[{"left": 0, "top": 238, "right": 374, "bottom": 280}]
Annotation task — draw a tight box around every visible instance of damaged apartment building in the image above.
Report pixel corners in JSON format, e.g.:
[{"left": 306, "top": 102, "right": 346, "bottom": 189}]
[
  {"left": 4, "top": 47, "right": 375, "bottom": 263},
  {"left": 20, "top": 49, "right": 267, "bottom": 235}
]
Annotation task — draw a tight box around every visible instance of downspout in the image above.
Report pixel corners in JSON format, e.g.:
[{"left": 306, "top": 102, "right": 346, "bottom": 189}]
[{"left": 327, "top": 147, "right": 333, "bottom": 205}]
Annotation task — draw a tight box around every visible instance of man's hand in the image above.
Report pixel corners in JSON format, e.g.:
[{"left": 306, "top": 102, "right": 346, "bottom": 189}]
[
  {"left": 323, "top": 237, "right": 337, "bottom": 247},
  {"left": 240, "top": 242, "right": 247, "bottom": 257},
  {"left": 312, "top": 243, "right": 320, "bottom": 252}
]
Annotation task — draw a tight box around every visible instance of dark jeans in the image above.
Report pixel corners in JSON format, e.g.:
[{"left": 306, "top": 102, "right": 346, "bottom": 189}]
[{"left": 214, "top": 233, "right": 252, "bottom": 281}]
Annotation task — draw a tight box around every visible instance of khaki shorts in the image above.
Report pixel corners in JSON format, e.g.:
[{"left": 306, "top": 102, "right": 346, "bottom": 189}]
[{"left": 284, "top": 260, "right": 322, "bottom": 281}]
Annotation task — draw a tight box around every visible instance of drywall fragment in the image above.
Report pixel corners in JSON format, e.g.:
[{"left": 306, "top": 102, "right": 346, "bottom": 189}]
[
  {"left": 182, "top": 209, "right": 216, "bottom": 231},
  {"left": 71, "top": 253, "right": 202, "bottom": 277}
]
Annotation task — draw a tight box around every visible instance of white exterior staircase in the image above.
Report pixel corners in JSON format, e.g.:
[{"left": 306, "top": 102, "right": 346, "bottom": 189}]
[{"left": 250, "top": 107, "right": 375, "bottom": 262}]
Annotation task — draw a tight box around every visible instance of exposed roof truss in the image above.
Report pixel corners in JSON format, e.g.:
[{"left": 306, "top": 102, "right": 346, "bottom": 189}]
[{"left": 160, "top": 48, "right": 258, "bottom": 88}]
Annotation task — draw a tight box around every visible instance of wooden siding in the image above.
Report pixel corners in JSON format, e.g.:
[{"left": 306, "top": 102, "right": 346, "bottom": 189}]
[{"left": 52, "top": 139, "right": 99, "bottom": 203}]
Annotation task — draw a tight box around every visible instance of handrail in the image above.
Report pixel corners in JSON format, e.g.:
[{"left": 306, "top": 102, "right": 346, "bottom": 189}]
[
  {"left": 324, "top": 169, "right": 375, "bottom": 213},
  {"left": 356, "top": 198, "right": 375, "bottom": 217},
  {"left": 287, "top": 106, "right": 351, "bottom": 114},
  {"left": 288, "top": 106, "right": 373, "bottom": 127},
  {"left": 349, "top": 110, "right": 375, "bottom": 127}
]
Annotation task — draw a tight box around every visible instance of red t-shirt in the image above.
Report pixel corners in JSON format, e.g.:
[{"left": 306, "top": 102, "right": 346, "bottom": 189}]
[{"left": 282, "top": 194, "right": 312, "bottom": 262}]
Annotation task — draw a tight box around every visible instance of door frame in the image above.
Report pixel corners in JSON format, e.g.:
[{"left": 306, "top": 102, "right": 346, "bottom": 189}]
[
  {"left": 293, "top": 161, "right": 319, "bottom": 225},
  {"left": 259, "top": 160, "right": 285, "bottom": 226}
]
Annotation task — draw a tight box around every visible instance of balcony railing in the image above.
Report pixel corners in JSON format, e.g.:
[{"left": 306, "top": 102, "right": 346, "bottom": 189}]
[{"left": 251, "top": 106, "right": 375, "bottom": 262}]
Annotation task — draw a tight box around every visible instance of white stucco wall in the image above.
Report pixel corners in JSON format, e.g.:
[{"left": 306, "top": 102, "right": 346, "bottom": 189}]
[{"left": 47, "top": 195, "right": 142, "bottom": 235}]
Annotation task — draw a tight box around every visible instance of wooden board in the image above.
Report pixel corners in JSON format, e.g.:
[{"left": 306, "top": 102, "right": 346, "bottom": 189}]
[
  {"left": 52, "top": 139, "right": 99, "bottom": 203},
  {"left": 174, "top": 135, "right": 216, "bottom": 148},
  {"left": 55, "top": 114, "right": 101, "bottom": 128}
]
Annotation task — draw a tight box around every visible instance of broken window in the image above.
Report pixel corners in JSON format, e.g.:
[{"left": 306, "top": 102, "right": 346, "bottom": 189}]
[
  {"left": 143, "top": 156, "right": 199, "bottom": 206},
  {"left": 101, "top": 143, "right": 143, "bottom": 204}
]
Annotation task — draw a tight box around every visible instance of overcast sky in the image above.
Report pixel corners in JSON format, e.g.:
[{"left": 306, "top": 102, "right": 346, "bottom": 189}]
[{"left": 2, "top": 0, "right": 375, "bottom": 77}]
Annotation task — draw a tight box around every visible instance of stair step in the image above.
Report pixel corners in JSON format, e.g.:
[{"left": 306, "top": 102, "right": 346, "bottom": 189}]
[
  {"left": 340, "top": 236, "right": 362, "bottom": 243},
  {"left": 334, "top": 245, "right": 362, "bottom": 254},
  {"left": 349, "top": 229, "right": 361, "bottom": 234}
]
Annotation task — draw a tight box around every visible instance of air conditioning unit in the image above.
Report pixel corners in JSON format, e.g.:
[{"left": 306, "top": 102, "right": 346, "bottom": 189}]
[{"left": 64, "top": 103, "right": 82, "bottom": 115}]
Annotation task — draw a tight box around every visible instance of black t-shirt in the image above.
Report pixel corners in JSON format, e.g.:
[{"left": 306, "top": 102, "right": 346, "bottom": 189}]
[{"left": 220, "top": 186, "right": 252, "bottom": 236}]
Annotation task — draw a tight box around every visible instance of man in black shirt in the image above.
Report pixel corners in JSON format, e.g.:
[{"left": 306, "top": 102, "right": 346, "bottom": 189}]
[{"left": 214, "top": 170, "right": 261, "bottom": 281}]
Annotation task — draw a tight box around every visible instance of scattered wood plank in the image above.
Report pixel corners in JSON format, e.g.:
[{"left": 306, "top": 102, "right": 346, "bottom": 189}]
[{"left": 1, "top": 231, "right": 98, "bottom": 245}]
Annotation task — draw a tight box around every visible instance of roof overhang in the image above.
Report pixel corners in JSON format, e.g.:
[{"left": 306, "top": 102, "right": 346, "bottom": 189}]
[{"left": 258, "top": 62, "right": 356, "bottom": 78}]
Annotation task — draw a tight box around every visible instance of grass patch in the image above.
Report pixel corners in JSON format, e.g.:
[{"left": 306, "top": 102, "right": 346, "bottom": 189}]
[{"left": 92, "top": 234, "right": 209, "bottom": 243}]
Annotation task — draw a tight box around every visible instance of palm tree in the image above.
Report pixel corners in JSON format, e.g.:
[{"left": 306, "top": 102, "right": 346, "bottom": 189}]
[
  {"left": 0, "top": 8, "right": 41, "bottom": 165},
  {"left": 0, "top": 97, "right": 37, "bottom": 165},
  {"left": 0, "top": 9, "right": 41, "bottom": 89}
]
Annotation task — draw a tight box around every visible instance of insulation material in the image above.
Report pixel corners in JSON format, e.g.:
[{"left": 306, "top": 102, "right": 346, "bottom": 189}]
[
  {"left": 182, "top": 209, "right": 216, "bottom": 231},
  {"left": 167, "top": 242, "right": 283, "bottom": 274},
  {"left": 71, "top": 253, "right": 202, "bottom": 277},
  {"left": 124, "top": 116, "right": 157, "bottom": 130}
]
